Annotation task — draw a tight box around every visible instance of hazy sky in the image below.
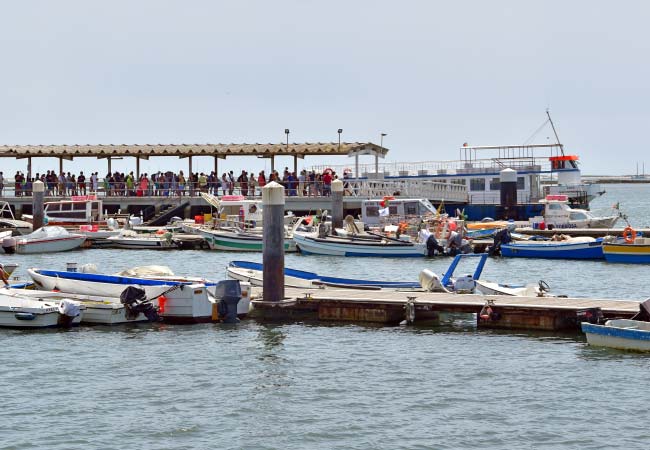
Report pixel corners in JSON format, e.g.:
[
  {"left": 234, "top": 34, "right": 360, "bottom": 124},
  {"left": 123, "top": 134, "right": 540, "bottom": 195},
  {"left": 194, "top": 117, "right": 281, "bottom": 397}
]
[{"left": 1, "top": 0, "right": 648, "bottom": 176}]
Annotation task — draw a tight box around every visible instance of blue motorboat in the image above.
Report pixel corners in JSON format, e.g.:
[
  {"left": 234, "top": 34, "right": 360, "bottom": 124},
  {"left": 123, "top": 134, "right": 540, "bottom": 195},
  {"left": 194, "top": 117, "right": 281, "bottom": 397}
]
[{"left": 500, "top": 237, "right": 604, "bottom": 260}]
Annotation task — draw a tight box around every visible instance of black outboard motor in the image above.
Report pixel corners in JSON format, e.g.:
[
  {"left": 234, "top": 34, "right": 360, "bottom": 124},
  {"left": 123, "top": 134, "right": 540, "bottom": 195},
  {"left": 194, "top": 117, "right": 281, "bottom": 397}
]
[
  {"left": 213, "top": 280, "right": 242, "bottom": 324},
  {"left": 576, "top": 307, "right": 603, "bottom": 325},
  {"left": 426, "top": 235, "right": 445, "bottom": 257},
  {"left": 488, "top": 228, "right": 512, "bottom": 256},
  {"left": 120, "top": 286, "right": 160, "bottom": 322}
]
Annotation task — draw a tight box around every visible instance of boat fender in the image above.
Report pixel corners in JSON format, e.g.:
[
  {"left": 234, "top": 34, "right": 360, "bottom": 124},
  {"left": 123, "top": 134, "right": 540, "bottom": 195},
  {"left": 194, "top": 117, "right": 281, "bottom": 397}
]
[
  {"left": 622, "top": 226, "right": 637, "bottom": 244},
  {"left": 157, "top": 295, "right": 167, "bottom": 314},
  {"left": 404, "top": 298, "right": 416, "bottom": 324},
  {"left": 479, "top": 300, "right": 496, "bottom": 321}
]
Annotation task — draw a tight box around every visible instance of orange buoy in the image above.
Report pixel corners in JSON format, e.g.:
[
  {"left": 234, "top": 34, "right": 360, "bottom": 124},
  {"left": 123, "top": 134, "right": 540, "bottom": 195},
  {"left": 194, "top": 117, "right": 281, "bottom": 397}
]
[{"left": 622, "top": 226, "right": 637, "bottom": 244}]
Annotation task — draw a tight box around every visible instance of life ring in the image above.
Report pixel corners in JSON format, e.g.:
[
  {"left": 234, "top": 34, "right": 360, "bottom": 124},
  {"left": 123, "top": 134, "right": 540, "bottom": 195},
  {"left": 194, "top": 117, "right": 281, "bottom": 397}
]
[
  {"left": 398, "top": 222, "right": 409, "bottom": 234},
  {"left": 622, "top": 226, "right": 637, "bottom": 244}
]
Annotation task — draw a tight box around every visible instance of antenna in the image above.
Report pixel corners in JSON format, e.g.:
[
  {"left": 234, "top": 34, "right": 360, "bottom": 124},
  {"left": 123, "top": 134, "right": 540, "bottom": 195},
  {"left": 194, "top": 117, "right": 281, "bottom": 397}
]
[{"left": 546, "top": 109, "right": 564, "bottom": 156}]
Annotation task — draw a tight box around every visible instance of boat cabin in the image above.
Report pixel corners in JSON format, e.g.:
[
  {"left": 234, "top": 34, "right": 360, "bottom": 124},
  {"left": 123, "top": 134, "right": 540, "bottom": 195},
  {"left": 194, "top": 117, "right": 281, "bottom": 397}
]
[
  {"left": 43, "top": 196, "right": 104, "bottom": 224},
  {"left": 362, "top": 198, "right": 439, "bottom": 225},
  {"left": 216, "top": 196, "right": 263, "bottom": 225}
]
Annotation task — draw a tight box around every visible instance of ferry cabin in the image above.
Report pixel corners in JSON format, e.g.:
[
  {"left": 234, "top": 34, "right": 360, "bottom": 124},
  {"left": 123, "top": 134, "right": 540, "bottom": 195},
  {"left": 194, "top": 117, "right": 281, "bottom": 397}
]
[{"left": 43, "top": 196, "right": 104, "bottom": 224}]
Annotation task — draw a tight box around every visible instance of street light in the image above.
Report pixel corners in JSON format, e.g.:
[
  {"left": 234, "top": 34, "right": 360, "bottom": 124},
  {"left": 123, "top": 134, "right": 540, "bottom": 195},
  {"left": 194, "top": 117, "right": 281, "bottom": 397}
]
[
  {"left": 285, "top": 128, "right": 290, "bottom": 150},
  {"left": 337, "top": 128, "right": 343, "bottom": 150},
  {"left": 377, "top": 133, "right": 387, "bottom": 177},
  {"left": 380, "top": 132, "right": 387, "bottom": 150}
]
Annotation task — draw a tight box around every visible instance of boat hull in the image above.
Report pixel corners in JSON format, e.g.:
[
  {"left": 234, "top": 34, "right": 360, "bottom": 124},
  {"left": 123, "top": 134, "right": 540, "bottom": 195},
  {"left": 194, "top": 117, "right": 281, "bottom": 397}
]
[
  {"left": 582, "top": 320, "right": 650, "bottom": 351},
  {"left": 603, "top": 243, "right": 650, "bottom": 264},
  {"left": 501, "top": 241, "right": 603, "bottom": 259},
  {"left": 294, "top": 233, "right": 426, "bottom": 257},
  {"left": 12, "top": 236, "right": 86, "bottom": 254},
  {"left": 106, "top": 237, "right": 176, "bottom": 249},
  {"left": 198, "top": 229, "right": 296, "bottom": 252}
]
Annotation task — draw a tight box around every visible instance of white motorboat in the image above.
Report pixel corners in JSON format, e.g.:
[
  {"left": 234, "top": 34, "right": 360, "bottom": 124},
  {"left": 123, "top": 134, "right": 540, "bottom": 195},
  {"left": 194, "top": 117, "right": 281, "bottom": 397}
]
[
  {"left": 27, "top": 266, "right": 252, "bottom": 321},
  {"left": 582, "top": 319, "right": 650, "bottom": 352},
  {"left": 0, "top": 290, "right": 84, "bottom": 328},
  {"left": 294, "top": 231, "right": 427, "bottom": 257},
  {"left": 2, "top": 226, "right": 86, "bottom": 254},
  {"left": 106, "top": 230, "right": 177, "bottom": 249},
  {"left": 531, "top": 195, "right": 620, "bottom": 229},
  {"left": 0, "top": 202, "right": 33, "bottom": 235}
]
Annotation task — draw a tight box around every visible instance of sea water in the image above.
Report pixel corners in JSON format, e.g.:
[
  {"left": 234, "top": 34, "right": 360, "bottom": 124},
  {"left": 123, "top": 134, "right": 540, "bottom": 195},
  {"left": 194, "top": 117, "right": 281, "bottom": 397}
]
[{"left": 2, "top": 184, "right": 650, "bottom": 449}]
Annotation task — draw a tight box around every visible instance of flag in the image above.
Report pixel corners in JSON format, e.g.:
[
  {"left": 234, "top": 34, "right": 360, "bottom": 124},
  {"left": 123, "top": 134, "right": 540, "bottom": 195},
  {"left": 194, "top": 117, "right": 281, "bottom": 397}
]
[{"left": 379, "top": 207, "right": 390, "bottom": 217}]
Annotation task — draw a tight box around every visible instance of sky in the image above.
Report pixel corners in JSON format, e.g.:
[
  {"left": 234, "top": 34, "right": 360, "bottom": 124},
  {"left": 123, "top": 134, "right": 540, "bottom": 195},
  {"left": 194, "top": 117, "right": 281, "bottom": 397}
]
[{"left": 0, "top": 0, "right": 648, "bottom": 177}]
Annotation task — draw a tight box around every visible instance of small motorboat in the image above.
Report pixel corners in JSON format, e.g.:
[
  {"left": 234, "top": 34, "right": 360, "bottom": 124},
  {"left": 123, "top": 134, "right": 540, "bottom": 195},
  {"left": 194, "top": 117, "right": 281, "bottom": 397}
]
[
  {"left": 3, "top": 226, "right": 87, "bottom": 254},
  {"left": 197, "top": 228, "right": 297, "bottom": 252},
  {"left": 500, "top": 236, "right": 604, "bottom": 260},
  {"left": 293, "top": 231, "right": 427, "bottom": 257},
  {"left": 27, "top": 266, "right": 252, "bottom": 321},
  {"left": 227, "top": 260, "right": 421, "bottom": 289},
  {"left": 106, "top": 230, "right": 177, "bottom": 249},
  {"left": 602, "top": 231, "right": 650, "bottom": 263},
  {"left": 582, "top": 300, "right": 650, "bottom": 351},
  {"left": 532, "top": 194, "right": 620, "bottom": 229},
  {"left": 0, "top": 290, "right": 84, "bottom": 328}
]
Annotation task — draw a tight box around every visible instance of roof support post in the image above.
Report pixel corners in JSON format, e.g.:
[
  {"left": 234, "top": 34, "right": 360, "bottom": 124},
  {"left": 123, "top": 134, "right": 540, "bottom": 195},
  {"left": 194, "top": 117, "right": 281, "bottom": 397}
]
[
  {"left": 214, "top": 156, "right": 218, "bottom": 178},
  {"left": 293, "top": 154, "right": 297, "bottom": 175},
  {"left": 59, "top": 157, "right": 63, "bottom": 174},
  {"left": 271, "top": 155, "right": 275, "bottom": 173},
  {"left": 107, "top": 156, "right": 111, "bottom": 175},
  {"left": 189, "top": 155, "right": 193, "bottom": 196},
  {"left": 355, "top": 154, "right": 359, "bottom": 181},
  {"left": 27, "top": 156, "right": 32, "bottom": 180},
  {"left": 136, "top": 156, "right": 140, "bottom": 179}
]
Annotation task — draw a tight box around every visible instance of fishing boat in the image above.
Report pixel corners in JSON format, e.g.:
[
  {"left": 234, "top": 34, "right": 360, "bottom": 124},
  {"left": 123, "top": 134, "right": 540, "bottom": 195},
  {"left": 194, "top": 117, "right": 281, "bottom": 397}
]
[
  {"left": 581, "top": 299, "right": 650, "bottom": 351},
  {"left": 27, "top": 267, "right": 251, "bottom": 321},
  {"left": 0, "top": 290, "right": 84, "bottom": 328},
  {"left": 197, "top": 227, "right": 297, "bottom": 252},
  {"left": 106, "top": 230, "right": 177, "bottom": 249},
  {"left": 500, "top": 236, "right": 604, "bottom": 259},
  {"left": 227, "top": 260, "right": 421, "bottom": 289},
  {"left": 528, "top": 195, "right": 620, "bottom": 230},
  {"left": 1, "top": 262, "right": 18, "bottom": 277},
  {"left": 1, "top": 226, "right": 86, "bottom": 254},
  {"left": 602, "top": 231, "right": 650, "bottom": 263},
  {"left": 293, "top": 231, "right": 427, "bottom": 257}
]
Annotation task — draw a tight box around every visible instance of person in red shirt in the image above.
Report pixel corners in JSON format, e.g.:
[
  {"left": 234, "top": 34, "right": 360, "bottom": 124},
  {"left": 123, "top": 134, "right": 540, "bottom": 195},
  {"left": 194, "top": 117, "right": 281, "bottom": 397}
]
[{"left": 322, "top": 171, "right": 332, "bottom": 196}]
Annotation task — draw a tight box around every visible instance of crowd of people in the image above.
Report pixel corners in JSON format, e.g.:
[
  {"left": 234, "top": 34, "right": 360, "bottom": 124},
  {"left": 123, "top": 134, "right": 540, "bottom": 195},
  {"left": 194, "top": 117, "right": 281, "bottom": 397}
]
[{"left": 0, "top": 167, "right": 352, "bottom": 198}]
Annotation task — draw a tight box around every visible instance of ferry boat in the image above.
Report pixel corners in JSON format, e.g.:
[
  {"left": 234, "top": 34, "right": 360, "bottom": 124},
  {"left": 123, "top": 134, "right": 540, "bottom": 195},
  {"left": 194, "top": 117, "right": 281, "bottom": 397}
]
[
  {"left": 313, "top": 115, "right": 603, "bottom": 221},
  {"left": 22, "top": 195, "right": 104, "bottom": 225}
]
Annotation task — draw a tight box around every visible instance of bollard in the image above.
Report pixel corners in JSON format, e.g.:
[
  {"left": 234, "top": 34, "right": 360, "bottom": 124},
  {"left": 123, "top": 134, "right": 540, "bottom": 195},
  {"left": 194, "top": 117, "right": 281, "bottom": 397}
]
[
  {"left": 498, "top": 168, "right": 517, "bottom": 220},
  {"left": 331, "top": 179, "right": 344, "bottom": 230},
  {"left": 32, "top": 180, "right": 45, "bottom": 230},
  {"left": 262, "top": 181, "right": 285, "bottom": 302}
]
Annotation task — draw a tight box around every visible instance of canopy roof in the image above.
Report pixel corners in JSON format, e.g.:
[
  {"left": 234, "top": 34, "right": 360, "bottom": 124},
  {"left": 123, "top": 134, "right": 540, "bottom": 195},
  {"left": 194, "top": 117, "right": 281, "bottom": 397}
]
[{"left": 0, "top": 142, "right": 389, "bottom": 160}]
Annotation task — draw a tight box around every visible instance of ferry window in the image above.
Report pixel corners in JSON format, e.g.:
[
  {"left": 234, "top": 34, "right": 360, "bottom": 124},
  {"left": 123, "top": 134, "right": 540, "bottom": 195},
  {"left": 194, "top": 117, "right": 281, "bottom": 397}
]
[
  {"left": 517, "top": 177, "right": 525, "bottom": 189},
  {"left": 548, "top": 203, "right": 561, "bottom": 210},
  {"left": 389, "top": 205, "right": 398, "bottom": 215},
  {"left": 570, "top": 212, "right": 588, "bottom": 220},
  {"left": 489, "top": 178, "right": 500, "bottom": 190},
  {"left": 451, "top": 179, "right": 465, "bottom": 186},
  {"left": 470, "top": 179, "right": 485, "bottom": 191},
  {"left": 404, "top": 202, "right": 418, "bottom": 215},
  {"left": 366, "top": 206, "right": 379, "bottom": 217}
]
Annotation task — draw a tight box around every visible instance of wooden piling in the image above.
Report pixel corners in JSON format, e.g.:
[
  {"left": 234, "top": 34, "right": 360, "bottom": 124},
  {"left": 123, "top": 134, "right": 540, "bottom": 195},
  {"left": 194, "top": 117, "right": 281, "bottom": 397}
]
[
  {"left": 331, "top": 179, "right": 343, "bottom": 229},
  {"left": 32, "top": 180, "right": 45, "bottom": 230},
  {"left": 262, "top": 181, "right": 285, "bottom": 302}
]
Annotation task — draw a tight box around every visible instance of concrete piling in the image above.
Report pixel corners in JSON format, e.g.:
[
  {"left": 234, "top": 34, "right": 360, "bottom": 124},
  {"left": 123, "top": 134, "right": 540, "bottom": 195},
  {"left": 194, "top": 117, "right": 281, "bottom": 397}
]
[
  {"left": 498, "top": 168, "right": 517, "bottom": 220},
  {"left": 262, "top": 181, "right": 285, "bottom": 302},
  {"left": 32, "top": 180, "right": 45, "bottom": 230},
  {"left": 331, "top": 179, "right": 344, "bottom": 230}
]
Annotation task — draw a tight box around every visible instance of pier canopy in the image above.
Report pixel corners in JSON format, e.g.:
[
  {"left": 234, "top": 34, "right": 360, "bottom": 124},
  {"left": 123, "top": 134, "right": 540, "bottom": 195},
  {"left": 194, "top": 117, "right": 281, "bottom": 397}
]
[{"left": 0, "top": 142, "right": 388, "bottom": 160}]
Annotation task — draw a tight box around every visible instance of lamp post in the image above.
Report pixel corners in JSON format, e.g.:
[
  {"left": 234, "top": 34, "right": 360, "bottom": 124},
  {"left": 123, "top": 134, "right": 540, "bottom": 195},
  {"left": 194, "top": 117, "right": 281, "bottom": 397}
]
[
  {"left": 377, "top": 133, "right": 387, "bottom": 176},
  {"left": 337, "top": 128, "right": 343, "bottom": 150}
]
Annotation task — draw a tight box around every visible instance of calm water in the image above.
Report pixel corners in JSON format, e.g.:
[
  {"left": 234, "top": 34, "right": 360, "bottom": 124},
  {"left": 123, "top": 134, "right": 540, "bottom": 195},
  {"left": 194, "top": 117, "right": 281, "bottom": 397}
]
[{"left": 2, "top": 184, "right": 650, "bottom": 449}]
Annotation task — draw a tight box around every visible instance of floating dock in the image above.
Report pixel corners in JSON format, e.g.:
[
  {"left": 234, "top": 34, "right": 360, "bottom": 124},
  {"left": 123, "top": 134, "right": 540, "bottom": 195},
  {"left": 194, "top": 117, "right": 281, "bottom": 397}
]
[{"left": 251, "top": 287, "right": 639, "bottom": 331}]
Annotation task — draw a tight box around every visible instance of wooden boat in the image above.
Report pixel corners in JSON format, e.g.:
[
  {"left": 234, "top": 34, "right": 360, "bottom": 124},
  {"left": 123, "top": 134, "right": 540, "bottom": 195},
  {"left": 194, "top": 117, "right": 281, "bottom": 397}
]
[
  {"left": 3, "top": 226, "right": 86, "bottom": 254},
  {"left": 500, "top": 236, "right": 604, "bottom": 260},
  {"left": 197, "top": 228, "right": 297, "bottom": 252},
  {"left": 293, "top": 231, "right": 427, "bottom": 257},
  {"left": 603, "top": 239, "right": 650, "bottom": 264},
  {"left": 0, "top": 290, "right": 84, "bottom": 328},
  {"left": 582, "top": 320, "right": 650, "bottom": 351}
]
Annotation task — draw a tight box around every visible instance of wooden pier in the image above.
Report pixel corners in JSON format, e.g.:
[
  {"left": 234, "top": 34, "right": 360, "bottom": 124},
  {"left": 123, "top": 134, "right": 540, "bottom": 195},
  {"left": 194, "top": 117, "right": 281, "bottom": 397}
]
[{"left": 251, "top": 287, "right": 640, "bottom": 331}]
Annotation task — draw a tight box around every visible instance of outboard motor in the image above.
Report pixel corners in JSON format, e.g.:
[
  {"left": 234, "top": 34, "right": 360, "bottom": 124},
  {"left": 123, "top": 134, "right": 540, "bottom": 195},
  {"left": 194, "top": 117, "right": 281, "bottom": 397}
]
[
  {"left": 426, "top": 235, "right": 445, "bottom": 257},
  {"left": 57, "top": 299, "right": 82, "bottom": 328},
  {"left": 488, "top": 228, "right": 512, "bottom": 256},
  {"left": 213, "top": 280, "right": 242, "bottom": 324},
  {"left": 120, "top": 286, "right": 160, "bottom": 322},
  {"left": 2, "top": 237, "right": 16, "bottom": 254}
]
